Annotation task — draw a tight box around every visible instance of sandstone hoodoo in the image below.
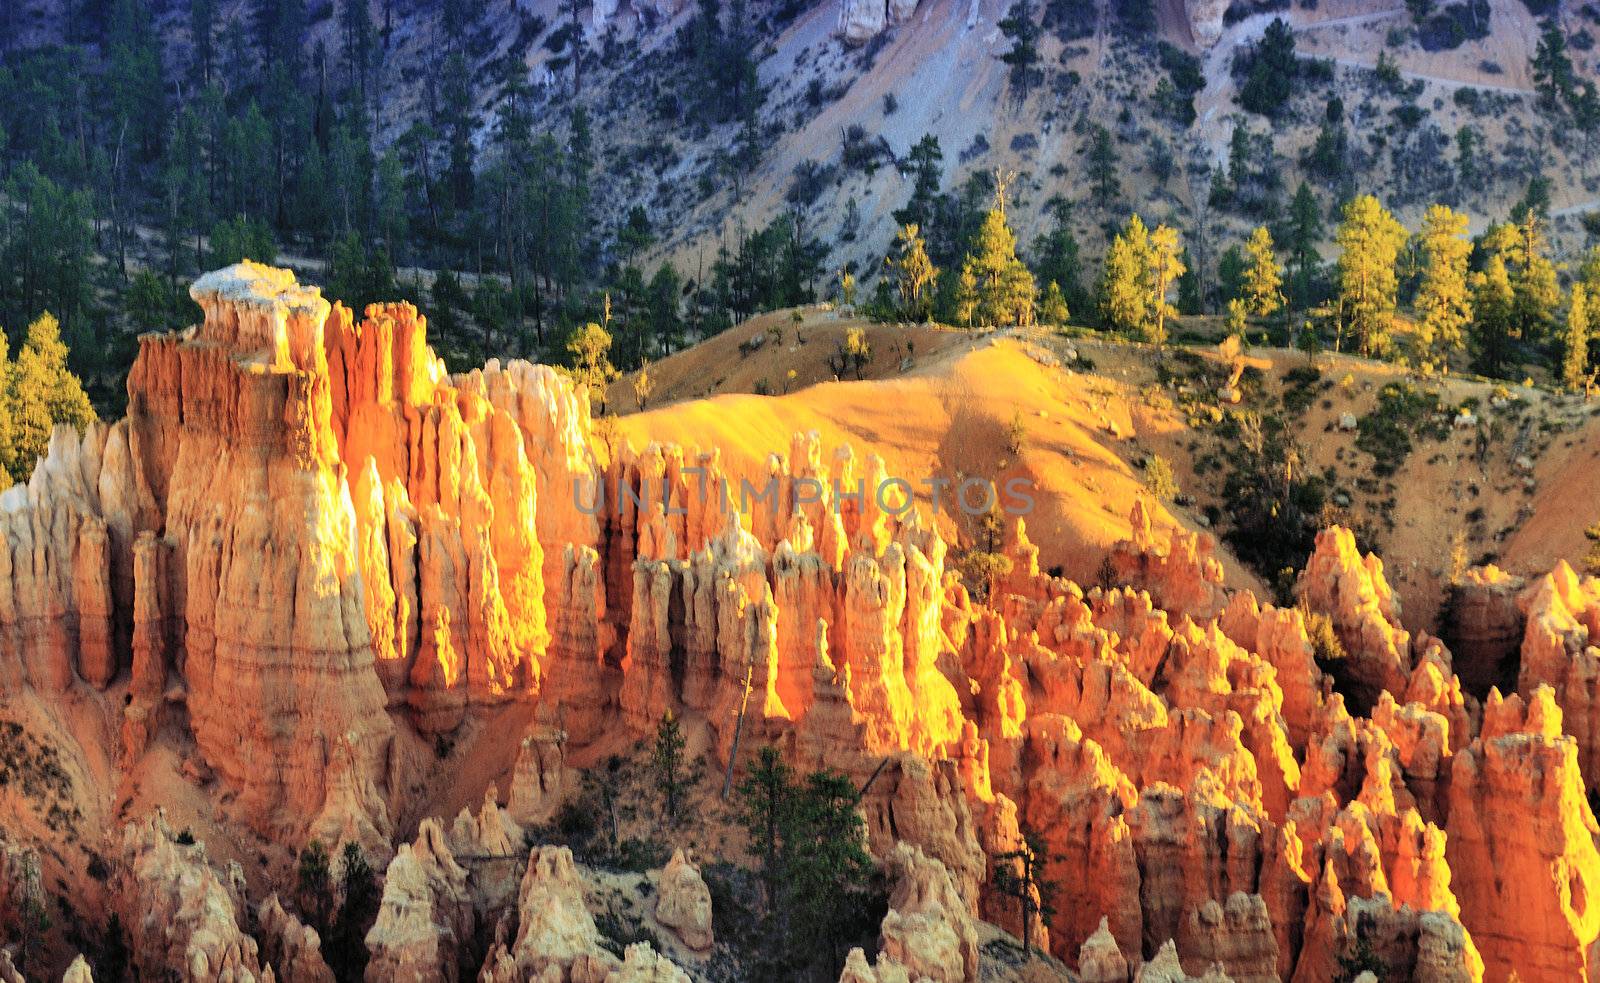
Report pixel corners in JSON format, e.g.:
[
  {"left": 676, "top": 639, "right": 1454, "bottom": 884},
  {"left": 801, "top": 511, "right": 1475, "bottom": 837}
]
[{"left": 2, "top": 263, "right": 1599, "bottom": 982}]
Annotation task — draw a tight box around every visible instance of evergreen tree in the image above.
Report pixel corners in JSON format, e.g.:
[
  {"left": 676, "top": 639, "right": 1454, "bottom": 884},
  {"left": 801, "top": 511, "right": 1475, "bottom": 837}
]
[
  {"left": 1147, "top": 223, "right": 1185, "bottom": 347},
  {"left": 1, "top": 165, "right": 95, "bottom": 345},
  {"left": 654, "top": 709, "right": 687, "bottom": 821},
  {"left": 736, "top": 745, "right": 795, "bottom": 915},
  {"left": 1031, "top": 197, "right": 1086, "bottom": 315},
  {"left": 957, "top": 206, "right": 1035, "bottom": 328},
  {"left": 1039, "top": 281, "right": 1069, "bottom": 326},
  {"left": 1533, "top": 19, "right": 1576, "bottom": 112},
  {"left": 0, "top": 334, "right": 15, "bottom": 489},
  {"left": 1470, "top": 255, "right": 1516, "bottom": 377},
  {"left": 295, "top": 840, "right": 335, "bottom": 937},
  {"left": 1287, "top": 182, "right": 1323, "bottom": 310},
  {"left": 339, "top": 0, "right": 375, "bottom": 99},
  {"left": 1488, "top": 203, "right": 1561, "bottom": 345},
  {"left": 894, "top": 135, "right": 944, "bottom": 231},
  {"left": 1334, "top": 194, "right": 1407, "bottom": 356},
  {"left": 886, "top": 224, "right": 938, "bottom": 321},
  {"left": 438, "top": 51, "right": 477, "bottom": 212},
  {"left": 646, "top": 263, "right": 683, "bottom": 356},
  {"left": 997, "top": 0, "right": 1043, "bottom": 95},
  {"left": 190, "top": 0, "right": 216, "bottom": 86},
  {"left": 782, "top": 770, "right": 875, "bottom": 975},
  {"left": 107, "top": 0, "right": 167, "bottom": 163},
  {"left": 993, "top": 829, "right": 1055, "bottom": 956},
  {"left": 1580, "top": 245, "right": 1600, "bottom": 300},
  {"left": 5, "top": 313, "right": 96, "bottom": 483},
  {"left": 1241, "top": 225, "right": 1284, "bottom": 333},
  {"left": 953, "top": 266, "right": 979, "bottom": 328},
  {"left": 326, "top": 844, "right": 380, "bottom": 982},
  {"left": 1086, "top": 125, "right": 1120, "bottom": 209},
  {"left": 1564, "top": 283, "right": 1592, "bottom": 392},
  {"left": 1455, "top": 126, "right": 1479, "bottom": 186},
  {"left": 1413, "top": 204, "right": 1473, "bottom": 367},
  {"left": 1239, "top": 18, "right": 1297, "bottom": 117},
  {"left": 1216, "top": 244, "right": 1247, "bottom": 306},
  {"left": 1100, "top": 215, "right": 1152, "bottom": 335}
]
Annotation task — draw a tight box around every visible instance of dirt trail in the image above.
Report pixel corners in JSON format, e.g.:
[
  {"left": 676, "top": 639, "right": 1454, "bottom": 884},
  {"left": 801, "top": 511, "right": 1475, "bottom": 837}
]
[{"left": 1322, "top": 55, "right": 1534, "bottom": 95}]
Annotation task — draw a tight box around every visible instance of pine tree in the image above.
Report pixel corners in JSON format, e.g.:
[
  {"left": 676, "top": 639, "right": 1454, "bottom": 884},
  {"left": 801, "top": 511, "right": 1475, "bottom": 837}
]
[
  {"left": 326, "top": 843, "right": 380, "bottom": 982},
  {"left": 646, "top": 264, "right": 683, "bottom": 355},
  {"left": 736, "top": 746, "right": 795, "bottom": 915},
  {"left": 1148, "top": 224, "right": 1185, "bottom": 347},
  {"left": 886, "top": 224, "right": 938, "bottom": 321},
  {"left": 438, "top": 51, "right": 477, "bottom": 211},
  {"left": 1564, "top": 283, "right": 1592, "bottom": 392},
  {"left": 1287, "top": 182, "right": 1323, "bottom": 309},
  {"left": 0, "top": 333, "right": 13, "bottom": 491},
  {"left": 993, "top": 829, "right": 1056, "bottom": 956},
  {"left": 1100, "top": 215, "right": 1152, "bottom": 335},
  {"left": 1580, "top": 245, "right": 1600, "bottom": 300},
  {"left": 1334, "top": 194, "right": 1408, "bottom": 356},
  {"left": 1508, "top": 206, "right": 1561, "bottom": 344},
  {"left": 1241, "top": 225, "right": 1284, "bottom": 336},
  {"left": 339, "top": 0, "right": 374, "bottom": 98},
  {"left": 1533, "top": 19, "right": 1576, "bottom": 112},
  {"left": 958, "top": 207, "right": 1035, "bottom": 328},
  {"left": 1471, "top": 255, "right": 1516, "bottom": 377},
  {"left": 1226, "top": 297, "right": 1249, "bottom": 336},
  {"left": 782, "top": 770, "right": 875, "bottom": 975},
  {"left": 893, "top": 134, "right": 944, "bottom": 230},
  {"left": 654, "top": 709, "right": 687, "bottom": 820},
  {"left": 1413, "top": 204, "right": 1473, "bottom": 367},
  {"left": 295, "top": 840, "right": 335, "bottom": 936},
  {"left": 1086, "top": 125, "right": 1121, "bottom": 209},
  {"left": 954, "top": 265, "right": 979, "bottom": 327},
  {"left": 1031, "top": 197, "right": 1086, "bottom": 315},
  {"left": 1040, "top": 281, "right": 1069, "bottom": 326},
  {"left": 6, "top": 313, "right": 96, "bottom": 484},
  {"left": 190, "top": 0, "right": 216, "bottom": 85},
  {"left": 997, "top": 0, "right": 1043, "bottom": 94}
]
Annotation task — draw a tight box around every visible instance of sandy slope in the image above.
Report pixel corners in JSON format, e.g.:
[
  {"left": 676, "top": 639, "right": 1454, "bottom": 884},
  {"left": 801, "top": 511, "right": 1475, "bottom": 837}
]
[
  {"left": 612, "top": 306, "right": 1600, "bottom": 633},
  {"left": 611, "top": 308, "right": 1271, "bottom": 594}
]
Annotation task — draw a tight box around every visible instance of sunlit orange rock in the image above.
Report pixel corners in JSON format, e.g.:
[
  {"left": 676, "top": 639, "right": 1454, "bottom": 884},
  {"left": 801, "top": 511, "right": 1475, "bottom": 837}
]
[
  {"left": 1296, "top": 526, "right": 1413, "bottom": 709},
  {"left": 1448, "top": 684, "right": 1600, "bottom": 981}
]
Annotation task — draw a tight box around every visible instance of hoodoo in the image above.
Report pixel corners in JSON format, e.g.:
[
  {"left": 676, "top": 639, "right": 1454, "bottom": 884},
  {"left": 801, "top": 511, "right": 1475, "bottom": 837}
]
[{"left": 0, "top": 264, "right": 1597, "bottom": 982}]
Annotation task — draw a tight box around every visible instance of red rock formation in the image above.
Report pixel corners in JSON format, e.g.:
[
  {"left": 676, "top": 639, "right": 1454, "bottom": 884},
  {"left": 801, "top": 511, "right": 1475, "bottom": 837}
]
[
  {"left": 1448, "top": 684, "right": 1600, "bottom": 981},
  {"left": 365, "top": 820, "right": 474, "bottom": 983},
  {"left": 257, "top": 894, "right": 335, "bottom": 983},
  {"left": 654, "top": 850, "right": 713, "bottom": 952},
  {"left": 1107, "top": 500, "right": 1228, "bottom": 623},
  {"left": 1447, "top": 565, "right": 1524, "bottom": 696},
  {"left": 13, "top": 265, "right": 1599, "bottom": 983},
  {"left": 842, "top": 844, "right": 979, "bottom": 983},
  {"left": 1516, "top": 562, "right": 1600, "bottom": 787},
  {"left": 1297, "top": 527, "right": 1411, "bottom": 708},
  {"left": 478, "top": 845, "right": 688, "bottom": 982},
  {"left": 114, "top": 813, "right": 264, "bottom": 982}
]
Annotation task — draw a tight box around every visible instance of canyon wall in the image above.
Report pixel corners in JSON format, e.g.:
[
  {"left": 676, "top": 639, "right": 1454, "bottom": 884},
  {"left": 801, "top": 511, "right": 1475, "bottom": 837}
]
[{"left": 3, "top": 264, "right": 1599, "bottom": 982}]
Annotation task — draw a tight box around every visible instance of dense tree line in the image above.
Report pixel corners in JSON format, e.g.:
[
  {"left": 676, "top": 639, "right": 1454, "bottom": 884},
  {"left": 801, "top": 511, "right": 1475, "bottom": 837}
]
[
  {"left": 859, "top": 127, "right": 1593, "bottom": 392},
  {"left": 0, "top": 0, "right": 788, "bottom": 408}
]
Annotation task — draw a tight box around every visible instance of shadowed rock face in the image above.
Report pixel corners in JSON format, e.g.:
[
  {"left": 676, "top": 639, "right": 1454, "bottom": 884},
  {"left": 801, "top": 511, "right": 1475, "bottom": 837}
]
[{"left": 9, "top": 265, "right": 1600, "bottom": 982}]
